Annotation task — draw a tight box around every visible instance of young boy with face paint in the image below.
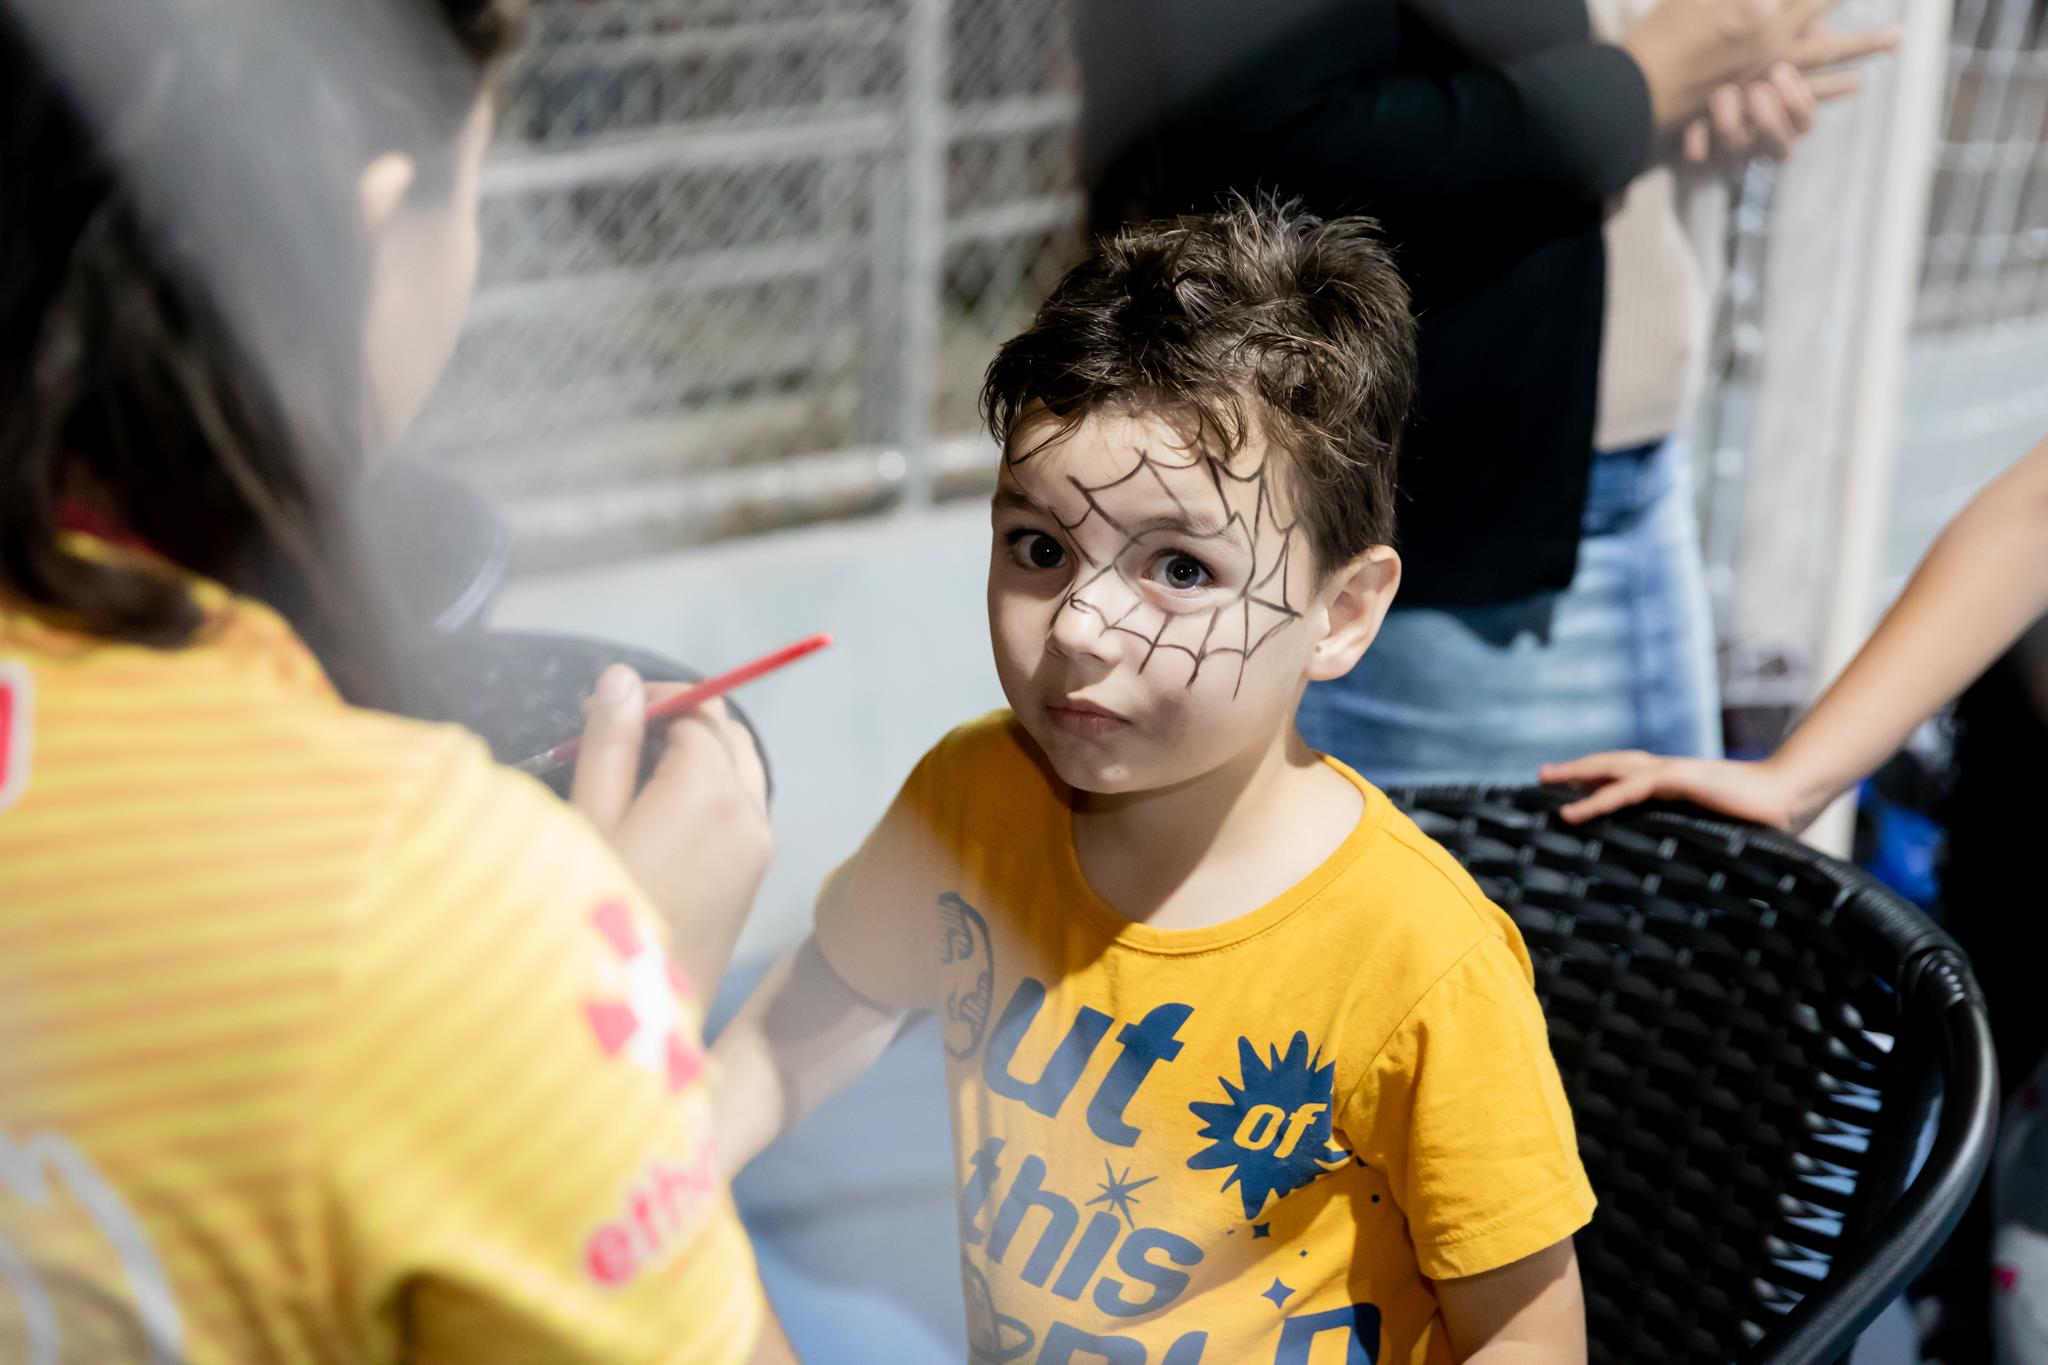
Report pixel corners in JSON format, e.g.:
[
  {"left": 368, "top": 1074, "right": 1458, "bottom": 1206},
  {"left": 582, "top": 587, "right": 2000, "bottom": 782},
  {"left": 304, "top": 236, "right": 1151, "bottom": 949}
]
[{"left": 715, "top": 201, "right": 1595, "bottom": 1364}]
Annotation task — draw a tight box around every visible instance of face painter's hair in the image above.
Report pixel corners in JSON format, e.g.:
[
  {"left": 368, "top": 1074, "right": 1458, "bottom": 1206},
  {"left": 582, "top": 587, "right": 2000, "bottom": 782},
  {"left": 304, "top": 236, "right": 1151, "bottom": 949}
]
[
  {"left": 982, "top": 196, "right": 1416, "bottom": 572},
  {"left": 0, "top": 0, "right": 526, "bottom": 711}
]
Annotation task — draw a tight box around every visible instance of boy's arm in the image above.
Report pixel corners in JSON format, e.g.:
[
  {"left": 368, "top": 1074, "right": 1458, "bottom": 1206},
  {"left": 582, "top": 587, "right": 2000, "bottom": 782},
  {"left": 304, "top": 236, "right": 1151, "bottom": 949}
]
[
  {"left": 712, "top": 935, "right": 909, "bottom": 1175},
  {"left": 715, "top": 725, "right": 979, "bottom": 1170},
  {"left": 1436, "top": 1238, "right": 1587, "bottom": 1365},
  {"left": 1549, "top": 434, "right": 2048, "bottom": 828}
]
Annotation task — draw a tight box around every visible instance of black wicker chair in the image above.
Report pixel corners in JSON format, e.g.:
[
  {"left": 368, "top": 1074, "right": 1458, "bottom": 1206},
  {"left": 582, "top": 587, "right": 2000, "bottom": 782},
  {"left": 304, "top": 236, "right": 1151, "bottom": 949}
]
[{"left": 1386, "top": 786, "right": 1998, "bottom": 1365}]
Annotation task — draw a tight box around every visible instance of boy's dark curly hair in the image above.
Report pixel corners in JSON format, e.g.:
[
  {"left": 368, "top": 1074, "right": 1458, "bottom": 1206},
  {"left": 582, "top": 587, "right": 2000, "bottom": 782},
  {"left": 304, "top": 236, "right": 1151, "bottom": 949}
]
[{"left": 982, "top": 197, "right": 1416, "bottom": 571}]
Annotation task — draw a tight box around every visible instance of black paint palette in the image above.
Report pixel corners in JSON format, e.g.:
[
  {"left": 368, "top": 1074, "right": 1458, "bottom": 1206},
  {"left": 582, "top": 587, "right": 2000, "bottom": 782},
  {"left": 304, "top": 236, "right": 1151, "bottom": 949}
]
[{"left": 427, "top": 630, "right": 770, "bottom": 802}]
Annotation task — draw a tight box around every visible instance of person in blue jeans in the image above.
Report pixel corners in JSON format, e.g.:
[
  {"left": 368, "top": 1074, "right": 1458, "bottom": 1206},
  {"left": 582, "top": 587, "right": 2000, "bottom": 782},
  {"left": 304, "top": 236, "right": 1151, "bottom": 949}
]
[
  {"left": 1297, "top": 435, "right": 1721, "bottom": 784},
  {"left": 1292, "top": 0, "right": 1896, "bottom": 785}
]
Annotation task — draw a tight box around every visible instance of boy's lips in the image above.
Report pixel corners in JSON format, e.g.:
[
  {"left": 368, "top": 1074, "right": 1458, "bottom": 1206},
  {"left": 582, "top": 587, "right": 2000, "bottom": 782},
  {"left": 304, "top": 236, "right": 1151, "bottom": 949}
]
[{"left": 1047, "top": 696, "right": 1130, "bottom": 738}]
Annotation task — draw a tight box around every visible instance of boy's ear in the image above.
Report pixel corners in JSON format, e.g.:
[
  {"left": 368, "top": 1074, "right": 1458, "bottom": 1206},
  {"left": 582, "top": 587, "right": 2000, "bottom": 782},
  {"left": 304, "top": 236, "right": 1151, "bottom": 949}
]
[{"left": 1308, "top": 545, "right": 1401, "bottom": 682}]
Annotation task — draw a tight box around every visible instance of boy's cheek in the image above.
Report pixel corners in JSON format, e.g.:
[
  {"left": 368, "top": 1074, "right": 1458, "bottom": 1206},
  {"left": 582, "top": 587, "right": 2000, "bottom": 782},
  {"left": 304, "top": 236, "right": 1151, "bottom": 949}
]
[{"left": 987, "top": 615, "right": 1049, "bottom": 699}]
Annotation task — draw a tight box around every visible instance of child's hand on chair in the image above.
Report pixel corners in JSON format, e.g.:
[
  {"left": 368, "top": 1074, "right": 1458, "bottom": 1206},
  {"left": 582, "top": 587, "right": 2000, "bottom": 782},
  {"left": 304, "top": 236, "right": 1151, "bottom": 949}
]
[{"left": 1541, "top": 750, "right": 1818, "bottom": 831}]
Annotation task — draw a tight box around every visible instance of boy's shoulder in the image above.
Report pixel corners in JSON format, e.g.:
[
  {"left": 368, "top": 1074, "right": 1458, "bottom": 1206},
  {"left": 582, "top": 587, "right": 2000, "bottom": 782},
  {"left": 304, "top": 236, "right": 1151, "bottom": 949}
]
[
  {"left": 1367, "top": 799, "right": 1506, "bottom": 935},
  {"left": 911, "top": 708, "right": 1055, "bottom": 801},
  {"left": 1303, "top": 784, "right": 1551, "bottom": 1121},
  {"left": 876, "top": 709, "right": 1066, "bottom": 866},
  {"left": 931, "top": 707, "right": 1033, "bottom": 762},
  {"left": 1316, "top": 774, "right": 1532, "bottom": 992}
]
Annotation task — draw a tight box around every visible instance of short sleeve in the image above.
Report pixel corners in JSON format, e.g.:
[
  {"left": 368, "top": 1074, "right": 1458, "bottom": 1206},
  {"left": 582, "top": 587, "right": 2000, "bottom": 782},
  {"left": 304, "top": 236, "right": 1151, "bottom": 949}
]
[
  {"left": 1344, "top": 936, "right": 1596, "bottom": 1280},
  {"left": 812, "top": 740, "right": 962, "bottom": 1013},
  {"left": 316, "top": 734, "right": 764, "bottom": 1365}
]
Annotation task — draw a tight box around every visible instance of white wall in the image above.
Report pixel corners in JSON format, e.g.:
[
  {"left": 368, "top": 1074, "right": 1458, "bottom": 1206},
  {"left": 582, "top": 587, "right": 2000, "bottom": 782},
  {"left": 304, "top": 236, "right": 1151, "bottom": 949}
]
[{"left": 493, "top": 502, "right": 1006, "bottom": 966}]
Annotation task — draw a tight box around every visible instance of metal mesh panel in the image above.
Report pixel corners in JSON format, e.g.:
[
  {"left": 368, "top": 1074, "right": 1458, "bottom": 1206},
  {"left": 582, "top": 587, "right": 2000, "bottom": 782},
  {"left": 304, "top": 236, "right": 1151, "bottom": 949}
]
[
  {"left": 1920, "top": 0, "right": 2048, "bottom": 331},
  {"left": 1892, "top": 0, "right": 2048, "bottom": 590},
  {"left": 937, "top": 0, "right": 1083, "bottom": 438},
  {"left": 429, "top": 3, "right": 2038, "bottom": 617},
  {"left": 1696, "top": 0, "right": 2048, "bottom": 719},
  {"left": 405, "top": 0, "right": 1080, "bottom": 566}
]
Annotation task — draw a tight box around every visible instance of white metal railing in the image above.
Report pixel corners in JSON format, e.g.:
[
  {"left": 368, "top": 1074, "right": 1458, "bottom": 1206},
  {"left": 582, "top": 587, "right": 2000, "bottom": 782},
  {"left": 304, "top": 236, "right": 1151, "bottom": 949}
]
[{"left": 410, "top": 0, "right": 1079, "bottom": 565}]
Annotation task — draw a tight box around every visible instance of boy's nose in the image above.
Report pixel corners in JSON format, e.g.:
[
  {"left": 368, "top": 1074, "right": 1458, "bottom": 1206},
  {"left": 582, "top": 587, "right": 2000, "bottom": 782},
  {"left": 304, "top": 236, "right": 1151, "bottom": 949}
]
[{"left": 1046, "top": 590, "right": 1119, "bottom": 665}]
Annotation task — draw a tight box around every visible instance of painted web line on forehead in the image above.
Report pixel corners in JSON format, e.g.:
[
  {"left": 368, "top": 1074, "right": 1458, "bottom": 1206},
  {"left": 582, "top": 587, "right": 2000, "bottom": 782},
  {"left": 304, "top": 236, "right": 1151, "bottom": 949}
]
[{"left": 1008, "top": 442, "right": 1305, "bottom": 698}]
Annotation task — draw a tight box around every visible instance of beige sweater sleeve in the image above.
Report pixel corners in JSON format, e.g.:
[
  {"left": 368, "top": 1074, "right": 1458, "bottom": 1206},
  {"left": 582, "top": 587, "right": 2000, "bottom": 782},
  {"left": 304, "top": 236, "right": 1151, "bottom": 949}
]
[{"left": 1585, "top": 0, "right": 1732, "bottom": 452}]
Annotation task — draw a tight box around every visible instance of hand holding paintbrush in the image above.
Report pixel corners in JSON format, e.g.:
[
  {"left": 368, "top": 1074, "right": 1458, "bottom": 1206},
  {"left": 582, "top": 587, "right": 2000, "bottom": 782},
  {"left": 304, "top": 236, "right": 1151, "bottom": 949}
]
[
  {"left": 547, "top": 632, "right": 831, "bottom": 997},
  {"left": 514, "top": 632, "right": 832, "bottom": 779}
]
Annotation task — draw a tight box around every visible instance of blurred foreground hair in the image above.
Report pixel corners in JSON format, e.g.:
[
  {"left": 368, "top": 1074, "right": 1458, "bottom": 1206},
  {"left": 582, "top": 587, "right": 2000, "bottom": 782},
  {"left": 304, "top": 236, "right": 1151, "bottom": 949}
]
[{"left": 0, "top": 0, "right": 526, "bottom": 709}]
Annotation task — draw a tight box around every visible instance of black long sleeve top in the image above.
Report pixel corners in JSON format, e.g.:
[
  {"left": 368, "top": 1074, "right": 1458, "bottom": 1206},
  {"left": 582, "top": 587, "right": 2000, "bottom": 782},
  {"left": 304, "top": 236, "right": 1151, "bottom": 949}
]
[{"left": 1079, "top": 0, "right": 1656, "bottom": 606}]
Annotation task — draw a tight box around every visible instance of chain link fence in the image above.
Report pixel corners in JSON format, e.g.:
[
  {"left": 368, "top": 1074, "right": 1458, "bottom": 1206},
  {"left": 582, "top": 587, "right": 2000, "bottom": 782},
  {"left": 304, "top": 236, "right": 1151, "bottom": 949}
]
[
  {"left": 421, "top": 0, "right": 2047, "bottom": 651},
  {"left": 405, "top": 0, "right": 1081, "bottom": 567}
]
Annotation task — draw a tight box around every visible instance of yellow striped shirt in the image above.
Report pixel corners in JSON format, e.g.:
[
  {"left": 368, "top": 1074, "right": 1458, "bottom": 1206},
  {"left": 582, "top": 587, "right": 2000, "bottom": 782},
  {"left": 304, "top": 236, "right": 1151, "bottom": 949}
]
[{"left": 0, "top": 549, "right": 763, "bottom": 1363}]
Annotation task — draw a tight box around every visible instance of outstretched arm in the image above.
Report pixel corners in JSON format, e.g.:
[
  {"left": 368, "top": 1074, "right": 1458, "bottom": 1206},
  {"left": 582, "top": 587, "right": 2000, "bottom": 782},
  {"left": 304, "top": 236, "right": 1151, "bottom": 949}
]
[
  {"left": 712, "top": 935, "right": 909, "bottom": 1175},
  {"left": 1545, "top": 436, "right": 2048, "bottom": 829}
]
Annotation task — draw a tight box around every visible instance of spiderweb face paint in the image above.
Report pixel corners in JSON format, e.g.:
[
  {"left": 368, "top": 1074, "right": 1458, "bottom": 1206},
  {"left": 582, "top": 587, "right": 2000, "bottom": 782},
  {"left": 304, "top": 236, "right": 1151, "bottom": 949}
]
[
  {"left": 1002, "top": 421, "right": 1307, "bottom": 700},
  {"left": 988, "top": 409, "right": 1321, "bottom": 795}
]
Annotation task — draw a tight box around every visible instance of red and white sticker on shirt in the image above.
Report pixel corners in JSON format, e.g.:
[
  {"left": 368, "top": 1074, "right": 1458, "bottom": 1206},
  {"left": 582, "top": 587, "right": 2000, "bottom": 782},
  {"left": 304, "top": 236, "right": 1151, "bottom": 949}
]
[
  {"left": 0, "top": 661, "right": 30, "bottom": 814},
  {"left": 581, "top": 899, "right": 706, "bottom": 1093}
]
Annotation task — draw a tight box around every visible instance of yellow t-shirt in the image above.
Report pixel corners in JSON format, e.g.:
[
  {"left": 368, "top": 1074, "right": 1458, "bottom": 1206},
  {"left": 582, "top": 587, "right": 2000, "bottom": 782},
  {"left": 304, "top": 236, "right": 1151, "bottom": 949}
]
[
  {"left": 817, "top": 712, "right": 1595, "bottom": 1365},
  {"left": 0, "top": 557, "right": 762, "bottom": 1363}
]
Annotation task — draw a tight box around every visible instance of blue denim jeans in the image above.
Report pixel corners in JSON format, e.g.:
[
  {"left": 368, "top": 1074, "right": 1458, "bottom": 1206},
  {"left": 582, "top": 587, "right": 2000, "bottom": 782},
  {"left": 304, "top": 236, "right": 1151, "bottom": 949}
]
[{"left": 1298, "top": 438, "right": 1722, "bottom": 787}]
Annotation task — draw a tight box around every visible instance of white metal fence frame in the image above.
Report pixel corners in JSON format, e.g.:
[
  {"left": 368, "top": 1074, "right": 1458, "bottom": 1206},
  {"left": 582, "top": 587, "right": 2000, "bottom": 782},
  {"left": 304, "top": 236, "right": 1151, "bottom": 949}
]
[
  {"left": 408, "top": 0, "right": 1082, "bottom": 566},
  {"left": 429, "top": 0, "right": 2048, "bottom": 727}
]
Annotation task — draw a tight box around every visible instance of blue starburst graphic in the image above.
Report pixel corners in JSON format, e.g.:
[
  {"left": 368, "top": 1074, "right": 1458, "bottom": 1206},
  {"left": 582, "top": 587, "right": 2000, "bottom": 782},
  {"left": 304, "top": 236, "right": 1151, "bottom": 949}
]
[
  {"left": 1087, "top": 1160, "right": 1158, "bottom": 1228},
  {"left": 1187, "top": 1032, "right": 1349, "bottom": 1219}
]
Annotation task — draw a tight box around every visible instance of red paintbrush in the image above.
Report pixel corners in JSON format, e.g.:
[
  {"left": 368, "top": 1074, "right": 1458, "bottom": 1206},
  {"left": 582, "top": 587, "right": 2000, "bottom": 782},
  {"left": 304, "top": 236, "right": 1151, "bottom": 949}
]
[{"left": 513, "top": 632, "right": 832, "bottom": 778}]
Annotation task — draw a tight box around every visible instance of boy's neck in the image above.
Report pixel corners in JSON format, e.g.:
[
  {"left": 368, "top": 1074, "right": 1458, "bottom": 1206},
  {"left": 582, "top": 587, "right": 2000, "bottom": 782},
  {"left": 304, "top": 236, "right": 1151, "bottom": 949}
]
[{"left": 1071, "top": 722, "right": 1361, "bottom": 930}]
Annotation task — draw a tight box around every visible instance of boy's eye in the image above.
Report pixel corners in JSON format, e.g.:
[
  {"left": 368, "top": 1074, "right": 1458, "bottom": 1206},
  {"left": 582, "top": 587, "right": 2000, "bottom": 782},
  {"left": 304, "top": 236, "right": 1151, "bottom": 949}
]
[
  {"left": 1007, "top": 530, "right": 1066, "bottom": 571},
  {"left": 1149, "top": 552, "right": 1215, "bottom": 592}
]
